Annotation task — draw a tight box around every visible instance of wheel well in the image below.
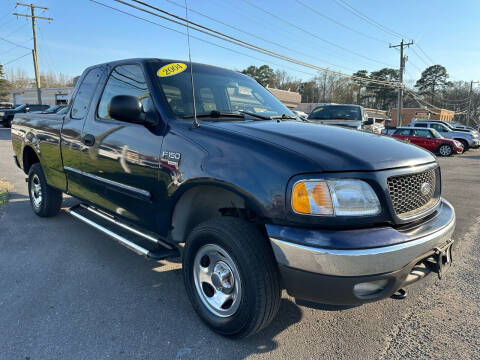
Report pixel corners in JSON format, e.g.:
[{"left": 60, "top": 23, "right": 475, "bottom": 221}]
[
  {"left": 22, "top": 146, "right": 40, "bottom": 174},
  {"left": 454, "top": 138, "right": 468, "bottom": 145},
  {"left": 169, "top": 185, "right": 262, "bottom": 243}
]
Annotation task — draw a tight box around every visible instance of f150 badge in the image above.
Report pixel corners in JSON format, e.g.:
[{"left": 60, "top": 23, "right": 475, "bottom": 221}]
[{"left": 162, "top": 151, "right": 181, "bottom": 168}]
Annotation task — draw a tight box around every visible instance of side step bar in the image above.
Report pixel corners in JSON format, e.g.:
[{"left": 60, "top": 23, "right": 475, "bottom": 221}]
[{"left": 68, "top": 204, "right": 179, "bottom": 260}]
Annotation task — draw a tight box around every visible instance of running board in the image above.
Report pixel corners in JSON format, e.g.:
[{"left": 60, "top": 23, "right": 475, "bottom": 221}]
[{"left": 68, "top": 204, "right": 179, "bottom": 260}]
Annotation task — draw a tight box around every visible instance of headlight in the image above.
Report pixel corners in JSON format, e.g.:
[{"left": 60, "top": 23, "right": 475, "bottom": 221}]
[
  {"left": 453, "top": 140, "right": 462, "bottom": 147},
  {"left": 0, "top": 112, "right": 4, "bottom": 116},
  {"left": 292, "top": 179, "right": 381, "bottom": 216}
]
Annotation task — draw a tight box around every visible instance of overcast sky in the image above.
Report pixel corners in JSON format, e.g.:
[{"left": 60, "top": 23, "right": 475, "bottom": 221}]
[{"left": 1, "top": 0, "right": 479, "bottom": 84}]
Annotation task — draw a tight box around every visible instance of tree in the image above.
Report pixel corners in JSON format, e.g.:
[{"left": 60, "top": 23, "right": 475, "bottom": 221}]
[
  {"left": 367, "top": 68, "right": 399, "bottom": 110},
  {"left": 415, "top": 65, "right": 449, "bottom": 104},
  {"left": 351, "top": 70, "right": 369, "bottom": 105},
  {"left": 241, "top": 65, "right": 275, "bottom": 87},
  {"left": 0, "top": 65, "right": 9, "bottom": 101}
]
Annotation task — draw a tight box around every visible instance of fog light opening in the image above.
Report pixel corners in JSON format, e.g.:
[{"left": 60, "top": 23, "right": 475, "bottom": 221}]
[{"left": 353, "top": 279, "right": 388, "bottom": 298}]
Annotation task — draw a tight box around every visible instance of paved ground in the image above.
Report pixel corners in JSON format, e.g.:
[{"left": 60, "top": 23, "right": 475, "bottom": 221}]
[{"left": 0, "top": 126, "right": 479, "bottom": 360}]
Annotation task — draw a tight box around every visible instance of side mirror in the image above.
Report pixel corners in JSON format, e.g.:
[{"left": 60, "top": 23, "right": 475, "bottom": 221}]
[{"left": 108, "top": 95, "right": 145, "bottom": 124}]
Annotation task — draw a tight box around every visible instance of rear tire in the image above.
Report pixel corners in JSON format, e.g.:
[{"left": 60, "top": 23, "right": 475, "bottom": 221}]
[
  {"left": 438, "top": 144, "right": 453, "bottom": 157},
  {"left": 28, "top": 163, "right": 62, "bottom": 217},
  {"left": 183, "top": 217, "right": 281, "bottom": 338}
]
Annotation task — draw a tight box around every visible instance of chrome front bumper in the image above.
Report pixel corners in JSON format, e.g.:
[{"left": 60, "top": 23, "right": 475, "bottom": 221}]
[{"left": 269, "top": 199, "right": 455, "bottom": 277}]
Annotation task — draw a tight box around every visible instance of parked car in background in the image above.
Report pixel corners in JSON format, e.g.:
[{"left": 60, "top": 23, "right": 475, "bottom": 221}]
[
  {"left": 451, "top": 123, "right": 476, "bottom": 132},
  {"left": 409, "top": 120, "right": 479, "bottom": 151},
  {"left": 307, "top": 104, "right": 366, "bottom": 130},
  {"left": 363, "top": 117, "right": 384, "bottom": 134},
  {"left": 1, "top": 104, "right": 49, "bottom": 127},
  {"left": 31, "top": 104, "right": 67, "bottom": 114},
  {"left": 392, "top": 127, "right": 463, "bottom": 156}
]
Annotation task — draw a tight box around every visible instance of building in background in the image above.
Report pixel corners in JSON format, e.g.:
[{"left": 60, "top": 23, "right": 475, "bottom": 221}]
[
  {"left": 364, "top": 108, "right": 391, "bottom": 132},
  {"left": 267, "top": 87, "right": 301, "bottom": 109},
  {"left": 390, "top": 107, "right": 455, "bottom": 127},
  {"left": 8, "top": 87, "right": 74, "bottom": 106}
]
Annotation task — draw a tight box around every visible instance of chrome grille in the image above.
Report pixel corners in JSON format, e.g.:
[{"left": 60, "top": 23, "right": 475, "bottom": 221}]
[{"left": 387, "top": 168, "right": 438, "bottom": 219}]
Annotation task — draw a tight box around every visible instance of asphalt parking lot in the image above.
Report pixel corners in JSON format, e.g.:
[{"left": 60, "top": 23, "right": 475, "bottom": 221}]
[{"left": 0, "top": 126, "right": 479, "bottom": 360}]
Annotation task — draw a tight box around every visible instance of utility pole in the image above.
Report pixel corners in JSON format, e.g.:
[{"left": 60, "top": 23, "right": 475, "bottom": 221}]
[
  {"left": 390, "top": 39, "right": 414, "bottom": 126},
  {"left": 466, "top": 80, "right": 479, "bottom": 126},
  {"left": 13, "top": 3, "right": 53, "bottom": 104}
]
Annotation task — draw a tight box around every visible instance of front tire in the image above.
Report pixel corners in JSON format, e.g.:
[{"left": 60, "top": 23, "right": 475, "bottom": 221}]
[
  {"left": 457, "top": 139, "right": 469, "bottom": 152},
  {"left": 438, "top": 144, "right": 453, "bottom": 157},
  {"left": 183, "top": 217, "right": 281, "bottom": 338},
  {"left": 28, "top": 163, "right": 62, "bottom": 217}
]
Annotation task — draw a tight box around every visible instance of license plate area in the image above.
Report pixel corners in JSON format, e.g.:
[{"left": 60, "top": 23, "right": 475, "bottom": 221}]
[{"left": 424, "top": 239, "right": 453, "bottom": 279}]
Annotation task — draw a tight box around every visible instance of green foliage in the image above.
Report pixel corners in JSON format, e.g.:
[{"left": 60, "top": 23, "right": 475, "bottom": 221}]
[
  {"left": 415, "top": 65, "right": 449, "bottom": 103},
  {"left": 241, "top": 65, "right": 275, "bottom": 87},
  {"left": 367, "top": 68, "right": 399, "bottom": 110}
]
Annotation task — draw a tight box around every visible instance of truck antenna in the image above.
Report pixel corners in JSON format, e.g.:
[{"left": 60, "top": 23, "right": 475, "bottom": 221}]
[{"left": 184, "top": 0, "right": 198, "bottom": 128}]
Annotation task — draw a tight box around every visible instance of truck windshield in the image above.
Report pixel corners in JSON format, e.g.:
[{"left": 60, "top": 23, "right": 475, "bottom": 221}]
[
  {"left": 308, "top": 105, "right": 362, "bottom": 121},
  {"left": 152, "top": 62, "right": 293, "bottom": 120}
]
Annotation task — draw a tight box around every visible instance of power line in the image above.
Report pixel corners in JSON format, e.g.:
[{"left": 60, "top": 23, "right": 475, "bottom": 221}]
[
  {"left": 3, "top": 51, "right": 30, "bottom": 65},
  {"left": 0, "top": 35, "right": 31, "bottom": 50},
  {"left": 165, "top": 0, "right": 357, "bottom": 72},
  {"left": 295, "top": 0, "right": 389, "bottom": 44},
  {"left": 112, "top": 0, "right": 399, "bottom": 86},
  {"left": 239, "top": 0, "right": 395, "bottom": 68},
  {"left": 333, "top": 0, "right": 407, "bottom": 40},
  {"left": 87, "top": 0, "right": 320, "bottom": 80},
  {"left": 416, "top": 44, "right": 435, "bottom": 64},
  {"left": 0, "top": 37, "right": 32, "bottom": 55}
]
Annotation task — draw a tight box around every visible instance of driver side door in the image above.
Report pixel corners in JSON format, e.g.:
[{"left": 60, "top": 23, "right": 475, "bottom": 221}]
[{"left": 78, "top": 63, "right": 164, "bottom": 231}]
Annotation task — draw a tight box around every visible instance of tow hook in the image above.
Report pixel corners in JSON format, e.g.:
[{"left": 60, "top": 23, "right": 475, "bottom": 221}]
[{"left": 391, "top": 288, "right": 407, "bottom": 300}]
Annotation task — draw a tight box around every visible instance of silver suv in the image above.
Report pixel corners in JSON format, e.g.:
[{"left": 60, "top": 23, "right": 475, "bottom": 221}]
[{"left": 410, "top": 120, "right": 479, "bottom": 151}]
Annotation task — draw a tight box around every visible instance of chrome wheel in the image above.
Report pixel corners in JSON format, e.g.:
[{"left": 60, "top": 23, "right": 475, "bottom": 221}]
[
  {"left": 193, "top": 244, "right": 241, "bottom": 317},
  {"left": 30, "top": 174, "right": 43, "bottom": 209},
  {"left": 439, "top": 145, "right": 452, "bottom": 156}
]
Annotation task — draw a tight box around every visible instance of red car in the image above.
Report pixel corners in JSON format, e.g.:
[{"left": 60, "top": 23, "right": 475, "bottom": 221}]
[{"left": 392, "top": 127, "right": 463, "bottom": 156}]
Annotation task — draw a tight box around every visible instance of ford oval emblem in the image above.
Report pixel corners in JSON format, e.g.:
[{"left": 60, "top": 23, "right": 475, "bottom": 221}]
[{"left": 420, "top": 182, "right": 431, "bottom": 196}]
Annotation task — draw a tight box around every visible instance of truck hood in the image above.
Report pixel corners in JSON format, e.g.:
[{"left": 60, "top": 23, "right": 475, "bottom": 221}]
[{"left": 209, "top": 120, "right": 435, "bottom": 171}]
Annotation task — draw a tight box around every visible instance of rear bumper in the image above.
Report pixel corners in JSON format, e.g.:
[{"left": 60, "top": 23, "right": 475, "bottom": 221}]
[{"left": 268, "top": 199, "right": 455, "bottom": 305}]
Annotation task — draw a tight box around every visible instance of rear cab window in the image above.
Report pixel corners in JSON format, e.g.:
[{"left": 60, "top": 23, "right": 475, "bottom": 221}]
[{"left": 70, "top": 67, "right": 103, "bottom": 119}]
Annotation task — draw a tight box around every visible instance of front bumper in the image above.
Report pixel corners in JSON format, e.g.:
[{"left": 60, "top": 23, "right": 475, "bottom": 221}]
[
  {"left": 267, "top": 199, "right": 455, "bottom": 305},
  {"left": 471, "top": 138, "right": 479, "bottom": 148}
]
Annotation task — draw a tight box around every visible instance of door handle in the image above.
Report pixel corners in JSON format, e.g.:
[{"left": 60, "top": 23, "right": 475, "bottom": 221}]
[{"left": 82, "top": 134, "right": 95, "bottom": 146}]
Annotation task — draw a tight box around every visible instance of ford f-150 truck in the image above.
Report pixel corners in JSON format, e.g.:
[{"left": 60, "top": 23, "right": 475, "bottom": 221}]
[{"left": 11, "top": 59, "right": 455, "bottom": 338}]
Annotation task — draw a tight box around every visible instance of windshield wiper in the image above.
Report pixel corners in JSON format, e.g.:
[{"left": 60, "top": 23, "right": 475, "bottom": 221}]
[
  {"left": 183, "top": 110, "right": 245, "bottom": 119},
  {"left": 270, "top": 113, "right": 297, "bottom": 120},
  {"left": 238, "top": 110, "right": 272, "bottom": 120}
]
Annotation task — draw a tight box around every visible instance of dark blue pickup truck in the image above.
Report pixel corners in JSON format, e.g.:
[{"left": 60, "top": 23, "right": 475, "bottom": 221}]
[{"left": 11, "top": 58, "right": 455, "bottom": 338}]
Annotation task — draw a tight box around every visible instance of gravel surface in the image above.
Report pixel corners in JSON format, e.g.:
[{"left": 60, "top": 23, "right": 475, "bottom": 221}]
[{"left": 0, "top": 127, "right": 478, "bottom": 360}]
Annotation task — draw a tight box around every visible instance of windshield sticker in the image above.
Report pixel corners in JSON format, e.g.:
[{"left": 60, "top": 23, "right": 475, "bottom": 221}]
[
  {"left": 313, "top": 107, "right": 323, "bottom": 112},
  {"left": 157, "top": 63, "right": 187, "bottom": 77}
]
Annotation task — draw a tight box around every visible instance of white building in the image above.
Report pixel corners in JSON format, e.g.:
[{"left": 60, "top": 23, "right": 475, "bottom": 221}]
[{"left": 8, "top": 87, "right": 74, "bottom": 106}]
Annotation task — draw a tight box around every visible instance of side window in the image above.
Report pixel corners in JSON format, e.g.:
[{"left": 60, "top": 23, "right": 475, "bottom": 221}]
[
  {"left": 414, "top": 123, "right": 428, "bottom": 128},
  {"left": 413, "top": 129, "right": 431, "bottom": 138},
  {"left": 395, "top": 129, "right": 411, "bottom": 135},
  {"left": 97, "top": 64, "right": 150, "bottom": 119},
  {"left": 71, "top": 68, "right": 102, "bottom": 119},
  {"left": 431, "top": 123, "right": 447, "bottom": 132}
]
